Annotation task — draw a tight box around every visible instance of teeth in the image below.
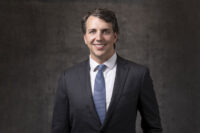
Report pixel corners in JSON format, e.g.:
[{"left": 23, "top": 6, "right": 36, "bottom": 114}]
[{"left": 95, "top": 44, "right": 104, "bottom": 48}]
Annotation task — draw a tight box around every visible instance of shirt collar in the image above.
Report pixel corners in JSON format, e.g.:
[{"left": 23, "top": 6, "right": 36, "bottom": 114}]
[{"left": 89, "top": 52, "right": 117, "bottom": 72}]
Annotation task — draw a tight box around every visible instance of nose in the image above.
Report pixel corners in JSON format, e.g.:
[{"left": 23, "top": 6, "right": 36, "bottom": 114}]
[{"left": 96, "top": 32, "right": 103, "bottom": 41}]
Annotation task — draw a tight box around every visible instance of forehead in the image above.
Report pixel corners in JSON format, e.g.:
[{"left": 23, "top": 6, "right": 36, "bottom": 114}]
[{"left": 85, "top": 16, "right": 113, "bottom": 29}]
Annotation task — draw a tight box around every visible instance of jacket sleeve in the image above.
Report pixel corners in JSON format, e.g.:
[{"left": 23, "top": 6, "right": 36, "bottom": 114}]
[
  {"left": 138, "top": 68, "right": 163, "bottom": 133},
  {"left": 52, "top": 72, "right": 70, "bottom": 133}
]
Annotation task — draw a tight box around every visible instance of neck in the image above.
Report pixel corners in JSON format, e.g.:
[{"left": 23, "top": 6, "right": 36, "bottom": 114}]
[{"left": 91, "top": 51, "right": 115, "bottom": 64}]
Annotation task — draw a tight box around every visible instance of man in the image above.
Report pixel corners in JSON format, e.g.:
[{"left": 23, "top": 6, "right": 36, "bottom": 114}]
[{"left": 52, "top": 8, "right": 162, "bottom": 133}]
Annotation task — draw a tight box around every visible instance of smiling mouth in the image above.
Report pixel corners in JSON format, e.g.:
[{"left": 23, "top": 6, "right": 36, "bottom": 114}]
[{"left": 94, "top": 44, "right": 106, "bottom": 49}]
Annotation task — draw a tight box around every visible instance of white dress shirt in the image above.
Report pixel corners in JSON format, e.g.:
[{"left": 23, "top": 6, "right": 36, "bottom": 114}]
[{"left": 89, "top": 53, "right": 117, "bottom": 110}]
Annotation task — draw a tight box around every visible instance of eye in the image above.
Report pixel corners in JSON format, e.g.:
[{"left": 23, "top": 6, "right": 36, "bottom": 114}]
[
  {"left": 102, "top": 29, "right": 110, "bottom": 34},
  {"left": 88, "top": 30, "right": 96, "bottom": 34}
]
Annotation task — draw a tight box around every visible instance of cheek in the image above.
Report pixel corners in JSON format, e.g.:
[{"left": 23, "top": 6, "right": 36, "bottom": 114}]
[
  {"left": 87, "top": 36, "right": 95, "bottom": 43},
  {"left": 107, "top": 37, "right": 117, "bottom": 44}
]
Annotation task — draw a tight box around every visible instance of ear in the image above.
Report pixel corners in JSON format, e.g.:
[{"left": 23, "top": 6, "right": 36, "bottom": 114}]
[
  {"left": 114, "top": 33, "right": 118, "bottom": 43},
  {"left": 83, "top": 34, "right": 87, "bottom": 45}
]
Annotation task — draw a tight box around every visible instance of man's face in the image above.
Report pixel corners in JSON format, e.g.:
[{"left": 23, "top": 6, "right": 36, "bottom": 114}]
[{"left": 84, "top": 16, "right": 118, "bottom": 63}]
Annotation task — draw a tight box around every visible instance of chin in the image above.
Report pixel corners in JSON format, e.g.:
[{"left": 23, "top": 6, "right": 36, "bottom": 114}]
[{"left": 94, "top": 51, "right": 106, "bottom": 58}]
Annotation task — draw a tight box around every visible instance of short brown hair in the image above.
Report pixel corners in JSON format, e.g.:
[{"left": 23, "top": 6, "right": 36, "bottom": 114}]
[{"left": 81, "top": 8, "right": 119, "bottom": 34}]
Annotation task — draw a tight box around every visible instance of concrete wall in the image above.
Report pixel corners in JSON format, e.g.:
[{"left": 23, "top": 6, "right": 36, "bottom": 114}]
[{"left": 0, "top": 0, "right": 200, "bottom": 133}]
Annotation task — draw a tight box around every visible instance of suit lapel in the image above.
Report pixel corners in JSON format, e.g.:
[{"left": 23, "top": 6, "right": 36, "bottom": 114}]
[
  {"left": 80, "top": 56, "right": 130, "bottom": 127},
  {"left": 81, "top": 59, "right": 102, "bottom": 126},
  {"left": 102, "top": 56, "right": 129, "bottom": 128}
]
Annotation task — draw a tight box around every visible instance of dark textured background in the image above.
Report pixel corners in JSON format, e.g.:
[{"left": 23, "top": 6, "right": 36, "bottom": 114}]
[{"left": 0, "top": 0, "right": 200, "bottom": 133}]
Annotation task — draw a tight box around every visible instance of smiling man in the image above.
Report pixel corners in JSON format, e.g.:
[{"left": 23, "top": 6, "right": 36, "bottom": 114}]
[
  {"left": 52, "top": 8, "right": 162, "bottom": 133},
  {"left": 83, "top": 15, "right": 117, "bottom": 64}
]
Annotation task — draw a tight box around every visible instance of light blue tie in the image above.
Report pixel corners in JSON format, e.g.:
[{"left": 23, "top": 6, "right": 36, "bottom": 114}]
[{"left": 93, "top": 64, "right": 106, "bottom": 124}]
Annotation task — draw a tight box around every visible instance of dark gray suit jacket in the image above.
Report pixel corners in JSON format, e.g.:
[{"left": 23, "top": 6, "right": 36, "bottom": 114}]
[{"left": 52, "top": 55, "right": 162, "bottom": 133}]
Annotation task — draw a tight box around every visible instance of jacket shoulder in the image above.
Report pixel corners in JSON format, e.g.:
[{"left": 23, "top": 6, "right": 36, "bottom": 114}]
[
  {"left": 62, "top": 59, "right": 89, "bottom": 76},
  {"left": 117, "top": 56, "right": 149, "bottom": 72}
]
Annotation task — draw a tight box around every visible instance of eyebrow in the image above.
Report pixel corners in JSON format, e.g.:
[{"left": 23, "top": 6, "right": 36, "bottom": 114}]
[
  {"left": 87, "top": 28, "right": 111, "bottom": 31},
  {"left": 88, "top": 29, "right": 96, "bottom": 31}
]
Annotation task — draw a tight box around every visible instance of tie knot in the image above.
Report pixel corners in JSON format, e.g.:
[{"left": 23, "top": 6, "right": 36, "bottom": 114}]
[{"left": 97, "top": 64, "right": 106, "bottom": 71}]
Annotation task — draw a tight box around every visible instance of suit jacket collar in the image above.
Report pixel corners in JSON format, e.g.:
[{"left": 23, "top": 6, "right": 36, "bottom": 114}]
[
  {"left": 82, "top": 59, "right": 102, "bottom": 126},
  {"left": 81, "top": 55, "right": 130, "bottom": 128},
  {"left": 102, "top": 55, "right": 130, "bottom": 128}
]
